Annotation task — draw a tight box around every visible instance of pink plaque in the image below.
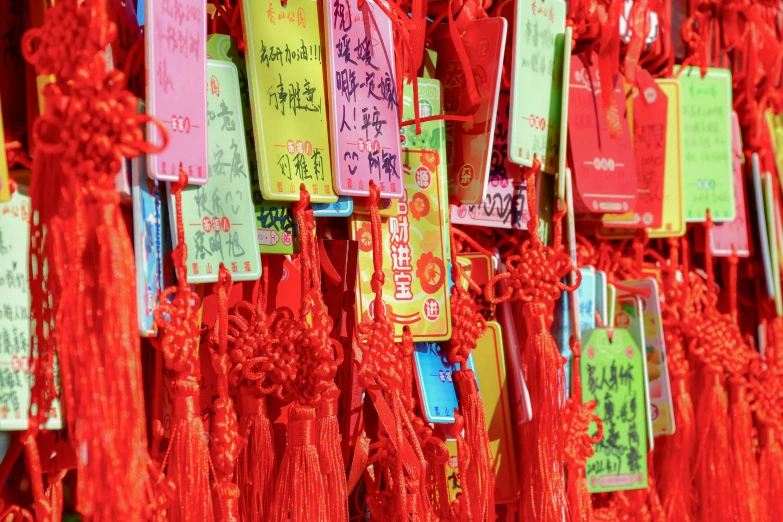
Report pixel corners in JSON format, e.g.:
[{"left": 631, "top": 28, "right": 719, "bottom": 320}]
[
  {"left": 325, "top": 0, "right": 402, "bottom": 198},
  {"left": 145, "top": 0, "right": 208, "bottom": 184}
]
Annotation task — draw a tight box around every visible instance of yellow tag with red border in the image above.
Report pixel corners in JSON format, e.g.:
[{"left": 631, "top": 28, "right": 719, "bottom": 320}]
[
  {"left": 445, "top": 322, "right": 519, "bottom": 504},
  {"left": 351, "top": 149, "right": 451, "bottom": 341}
]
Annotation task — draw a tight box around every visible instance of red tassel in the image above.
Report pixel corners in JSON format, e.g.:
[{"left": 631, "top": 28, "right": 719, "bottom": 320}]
[
  {"left": 518, "top": 301, "right": 567, "bottom": 522},
  {"left": 693, "top": 369, "right": 736, "bottom": 522},
  {"left": 271, "top": 403, "right": 328, "bottom": 522},
  {"left": 727, "top": 378, "right": 764, "bottom": 522},
  {"left": 757, "top": 424, "right": 783, "bottom": 518},
  {"left": 154, "top": 172, "right": 216, "bottom": 522},
  {"left": 453, "top": 369, "right": 495, "bottom": 522},
  {"left": 237, "top": 389, "right": 277, "bottom": 522},
  {"left": 654, "top": 337, "right": 695, "bottom": 522},
  {"left": 165, "top": 378, "right": 215, "bottom": 522},
  {"left": 317, "top": 388, "right": 349, "bottom": 522}
]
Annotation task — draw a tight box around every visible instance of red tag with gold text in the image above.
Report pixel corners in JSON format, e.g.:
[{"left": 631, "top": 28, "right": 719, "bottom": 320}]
[{"left": 568, "top": 53, "right": 637, "bottom": 214}]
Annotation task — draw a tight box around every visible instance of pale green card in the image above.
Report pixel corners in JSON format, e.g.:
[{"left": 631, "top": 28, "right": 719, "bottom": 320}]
[
  {"left": 207, "top": 34, "right": 298, "bottom": 255},
  {"left": 581, "top": 328, "right": 649, "bottom": 493},
  {"left": 675, "top": 66, "right": 735, "bottom": 222},
  {"left": 508, "top": 0, "right": 567, "bottom": 173},
  {"left": 0, "top": 192, "right": 63, "bottom": 431},
  {"left": 169, "top": 60, "right": 262, "bottom": 283}
]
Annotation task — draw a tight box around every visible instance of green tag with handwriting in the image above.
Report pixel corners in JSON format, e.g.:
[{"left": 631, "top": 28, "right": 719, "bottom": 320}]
[
  {"left": 675, "top": 66, "right": 735, "bottom": 222},
  {"left": 581, "top": 327, "right": 648, "bottom": 493},
  {"left": 169, "top": 60, "right": 261, "bottom": 283}
]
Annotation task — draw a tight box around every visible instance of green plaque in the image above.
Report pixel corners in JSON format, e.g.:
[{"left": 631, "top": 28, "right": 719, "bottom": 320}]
[
  {"left": 508, "top": 0, "right": 567, "bottom": 173},
  {"left": 675, "top": 66, "right": 735, "bottom": 222},
  {"left": 169, "top": 60, "right": 261, "bottom": 283},
  {"left": 581, "top": 327, "right": 649, "bottom": 493}
]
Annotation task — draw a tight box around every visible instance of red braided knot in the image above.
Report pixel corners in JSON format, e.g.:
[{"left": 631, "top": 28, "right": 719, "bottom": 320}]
[
  {"left": 223, "top": 302, "right": 299, "bottom": 399},
  {"left": 485, "top": 242, "right": 580, "bottom": 305},
  {"left": 22, "top": 0, "right": 115, "bottom": 82}
]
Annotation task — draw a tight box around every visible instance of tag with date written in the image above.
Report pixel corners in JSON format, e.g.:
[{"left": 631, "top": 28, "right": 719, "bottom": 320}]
[{"left": 581, "top": 327, "right": 648, "bottom": 492}]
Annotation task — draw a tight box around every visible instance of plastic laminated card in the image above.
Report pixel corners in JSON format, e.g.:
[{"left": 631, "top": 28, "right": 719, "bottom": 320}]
[
  {"left": 242, "top": 0, "right": 338, "bottom": 202},
  {"left": 617, "top": 279, "right": 675, "bottom": 436},
  {"left": 675, "top": 66, "right": 735, "bottom": 222},
  {"left": 0, "top": 192, "right": 63, "bottom": 430},
  {"left": 145, "top": 0, "right": 208, "bottom": 184},
  {"left": 325, "top": 0, "right": 402, "bottom": 198},
  {"left": 581, "top": 327, "right": 649, "bottom": 492},
  {"left": 509, "top": 0, "right": 567, "bottom": 173},
  {"left": 132, "top": 153, "right": 165, "bottom": 336},
  {"left": 168, "top": 60, "right": 261, "bottom": 283},
  {"left": 413, "top": 343, "right": 475, "bottom": 423},
  {"left": 434, "top": 17, "right": 507, "bottom": 204},
  {"left": 352, "top": 149, "right": 452, "bottom": 342}
]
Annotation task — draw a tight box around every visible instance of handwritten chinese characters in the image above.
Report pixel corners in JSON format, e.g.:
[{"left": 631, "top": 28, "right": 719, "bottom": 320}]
[
  {"left": 352, "top": 149, "right": 452, "bottom": 342},
  {"left": 581, "top": 328, "right": 649, "bottom": 493},
  {"left": 509, "top": 0, "right": 566, "bottom": 173},
  {"left": 326, "top": 0, "right": 401, "bottom": 197},
  {"left": 676, "top": 66, "right": 735, "bottom": 222},
  {"left": 255, "top": 202, "right": 297, "bottom": 254},
  {"left": 0, "top": 193, "right": 62, "bottom": 430},
  {"left": 146, "top": 0, "right": 208, "bottom": 184},
  {"left": 170, "top": 61, "right": 261, "bottom": 283},
  {"left": 243, "top": 0, "right": 337, "bottom": 202}
]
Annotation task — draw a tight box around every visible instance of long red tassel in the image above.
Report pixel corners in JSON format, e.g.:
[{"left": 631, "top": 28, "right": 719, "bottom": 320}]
[
  {"left": 21, "top": 2, "right": 159, "bottom": 517},
  {"left": 692, "top": 368, "right": 736, "bottom": 522},
  {"left": 655, "top": 241, "right": 695, "bottom": 522},
  {"left": 728, "top": 377, "right": 764, "bottom": 522},
  {"left": 446, "top": 224, "right": 495, "bottom": 522},
  {"left": 154, "top": 171, "right": 215, "bottom": 522},
  {"left": 484, "top": 158, "right": 577, "bottom": 522},
  {"left": 317, "top": 386, "right": 349, "bottom": 522},
  {"left": 517, "top": 300, "right": 568, "bottom": 522},
  {"left": 164, "top": 378, "right": 215, "bottom": 522},
  {"left": 237, "top": 389, "right": 276, "bottom": 522},
  {"left": 226, "top": 270, "right": 286, "bottom": 522},
  {"left": 453, "top": 370, "right": 495, "bottom": 521},
  {"left": 271, "top": 403, "right": 328, "bottom": 522}
]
